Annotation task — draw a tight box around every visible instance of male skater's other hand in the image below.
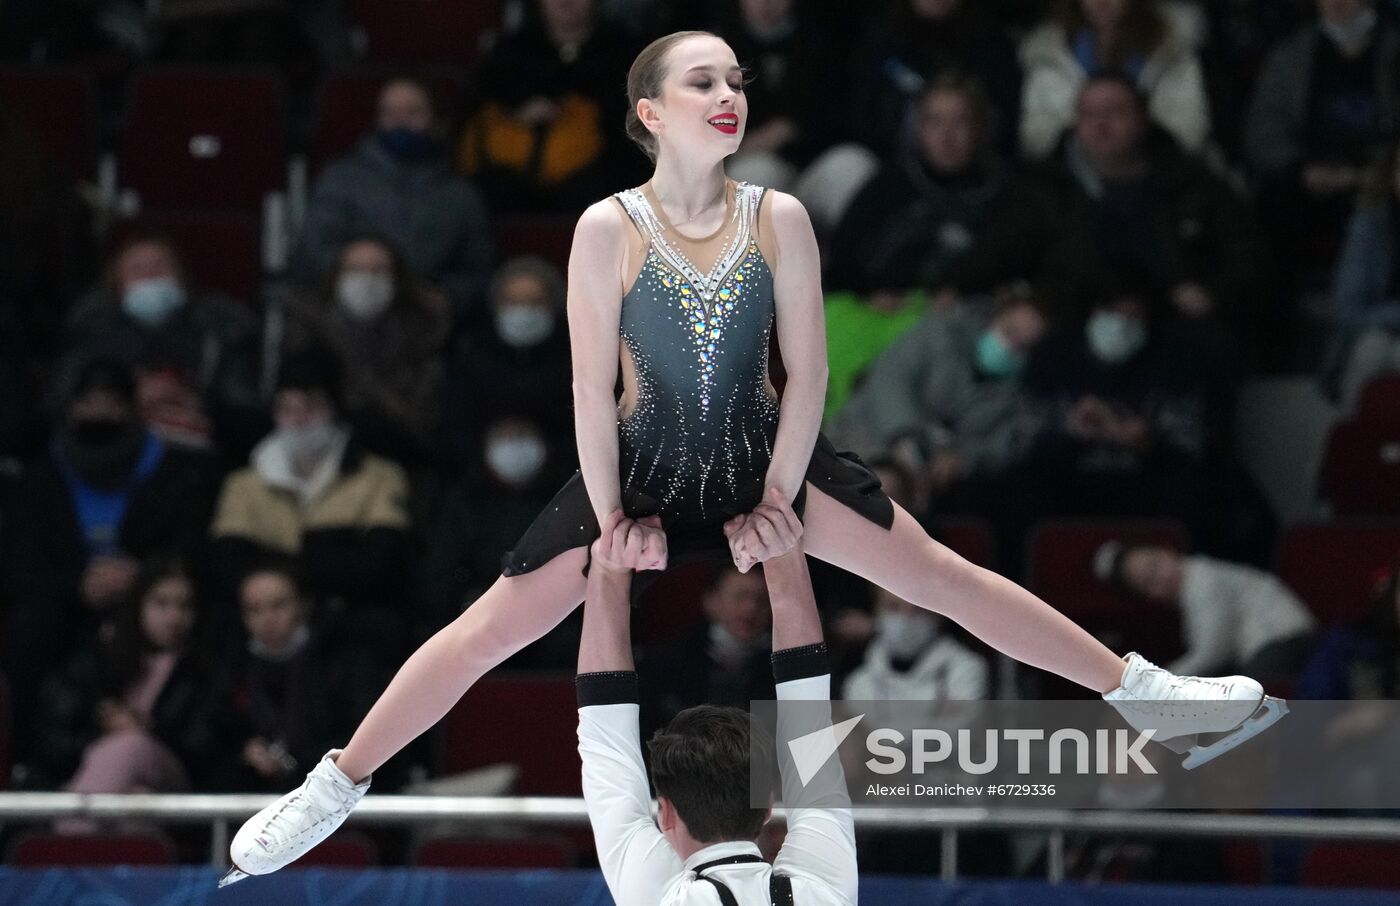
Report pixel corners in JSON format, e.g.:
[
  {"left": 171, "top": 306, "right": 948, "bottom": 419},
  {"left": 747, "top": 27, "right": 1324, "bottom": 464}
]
[
  {"left": 592, "top": 510, "right": 668, "bottom": 573},
  {"left": 724, "top": 487, "right": 802, "bottom": 573}
]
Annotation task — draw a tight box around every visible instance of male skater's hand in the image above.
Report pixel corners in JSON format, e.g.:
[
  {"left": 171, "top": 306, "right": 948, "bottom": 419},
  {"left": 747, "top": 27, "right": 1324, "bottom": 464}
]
[
  {"left": 723, "top": 487, "right": 803, "bottom": 573},
  {"left": 592, "top": 510, "right": 668, "bottom": 572}
]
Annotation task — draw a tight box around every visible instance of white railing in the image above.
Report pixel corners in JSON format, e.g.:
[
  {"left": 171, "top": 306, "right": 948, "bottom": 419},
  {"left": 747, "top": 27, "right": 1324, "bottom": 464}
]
[{"left": 1, "top": 793, "right": 1397, "bottom": 882}]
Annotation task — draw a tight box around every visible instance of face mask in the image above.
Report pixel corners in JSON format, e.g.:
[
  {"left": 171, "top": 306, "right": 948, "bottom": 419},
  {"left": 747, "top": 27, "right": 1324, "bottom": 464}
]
[
  {"left": 1086, "top": 310, "right": 1147, "bottom": 364},
  {"left": 875, "top": 611, "right": 938, "bottom": 661},
  {"left": 337, "top": 271, "right": 394, "bottom": 321},
  {"left": 709, "top": 623, "right": 766, "bottom": 663},
  {"left": 974, "top": 328, "right": 1024, "bottom": 377},
  {"left": 486, "top": 436, "right": 547, "bottom": 485},
  {"left": 277, "top": 421, "right": 337, "bottom": 462},
  {"left": 495, "top": 306, "right": 555, "bottom": 348},
  {"left": 1321, "top": 7, "right": 1377, "bottom": 50},
  {"left": 122, "top": 277, "right": 186, "bottom": 327},
  {"left": 248, "top": 623, "right": 312, "bottom": 663},
  {"left": 377, "top": 126, "right": 436, "bottom": 160}
]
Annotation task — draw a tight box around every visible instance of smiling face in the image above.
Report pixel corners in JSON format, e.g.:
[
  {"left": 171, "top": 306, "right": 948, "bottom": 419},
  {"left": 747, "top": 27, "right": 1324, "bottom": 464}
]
[{"left": 638, "top": 35, "right": 747, "bottom": 163}]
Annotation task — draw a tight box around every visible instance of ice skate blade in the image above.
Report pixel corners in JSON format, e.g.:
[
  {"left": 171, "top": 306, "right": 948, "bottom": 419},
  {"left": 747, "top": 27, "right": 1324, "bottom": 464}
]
[
  {"left": 218, "top": 866, "right": 251, "bottom": 888},
  {"left": 1181, "top": 697, "right": 1289, "bottom": 770}
]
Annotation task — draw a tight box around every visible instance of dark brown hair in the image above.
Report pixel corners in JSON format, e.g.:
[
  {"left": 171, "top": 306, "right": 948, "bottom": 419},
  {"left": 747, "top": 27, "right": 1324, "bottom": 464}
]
[
  {"left": 648, "top": 705, "right": 774, "bottom": 843},
  {"left": 625, "top": 30, "right": 719, "bottom": 162},
  {"left": 1056, "top": 0, "right": 1168, "bottom": 69}
]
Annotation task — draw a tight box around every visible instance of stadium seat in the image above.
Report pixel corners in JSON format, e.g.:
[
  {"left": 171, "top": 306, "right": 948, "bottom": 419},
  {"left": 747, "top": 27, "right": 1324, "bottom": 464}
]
[
  {"left": 9, "top": 831, "right": 176, "bottom": 866},
  {"left": 1026, "top": 519, "right": 1188, "bottom": 665},
  {"left": 0, "top": 67, "right": 96, "bottom": 181},
  {"left": 351, "top": 0, "right": 504, "bottom": 67},
  {"left": 495, "top": 217, "right": 576, "bottom": 273},
  {"left": 108, "top": 211, "right": 261, "bottom": 305},
  {"left": 1277, "top": 521, "right": 1400, "bottom": 626},
  {"left": 634, "top": 561, "right": 714, "bottom": 647},
  {"left": 1317, "top": 418, "right": 1400, "bottom": 516},
  {"left": 1301, "top": 842, "right": 1400, "bottom": 889},
  {"left": 121, "top": 69, "right": 285, "bottom": 212},
  {"left": 1357, "top": 372, "right": 1400, "bottom": 420},
  {"left": 440, "top": 674, "right": 580, "bottom": 796},
  {"left": 414, "top": 835, "right": 575, "bottom": 869},
  {"left": 290, "top": 830, "right": 378, "bottom": 867},
  {"left": 931, "top": 516, "right": 996, "bottom": 570},
  {"left": 310, "top": 70, "right": 466, "bottom": 175}
]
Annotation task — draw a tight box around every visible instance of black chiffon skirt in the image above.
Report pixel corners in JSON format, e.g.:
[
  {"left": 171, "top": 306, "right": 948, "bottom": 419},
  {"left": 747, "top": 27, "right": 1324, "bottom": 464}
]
[{"left": 500, "top": 433, "right": 894, "bottom": 594}]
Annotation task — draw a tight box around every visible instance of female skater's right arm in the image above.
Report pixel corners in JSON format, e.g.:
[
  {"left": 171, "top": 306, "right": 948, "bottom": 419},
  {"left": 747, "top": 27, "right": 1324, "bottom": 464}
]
[{"left": 568, "top": 201, "right": 629, "bottom": 528}]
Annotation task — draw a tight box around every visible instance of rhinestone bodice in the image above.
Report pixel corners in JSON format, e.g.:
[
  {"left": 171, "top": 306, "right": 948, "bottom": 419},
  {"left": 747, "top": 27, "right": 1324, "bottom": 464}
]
[{"left": 613, "top": 182, "right": 780, "bottom": 525}]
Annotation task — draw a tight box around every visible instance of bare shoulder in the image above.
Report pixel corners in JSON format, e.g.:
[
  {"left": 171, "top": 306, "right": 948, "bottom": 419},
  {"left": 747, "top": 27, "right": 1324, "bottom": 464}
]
[
  {"left": 766, "top": 190, "right": 813, "bottom": 233},
  {"left": 765, "top": 190, "right": 817, "bottom": 270},
  {"left": 574, "top": 199, "right": 628, "bottom": 247}
]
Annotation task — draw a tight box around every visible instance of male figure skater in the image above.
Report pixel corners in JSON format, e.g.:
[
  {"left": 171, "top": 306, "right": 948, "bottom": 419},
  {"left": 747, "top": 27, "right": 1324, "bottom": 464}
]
[{"left": 576, "top": 508, "right": 857, "bottom": 905}]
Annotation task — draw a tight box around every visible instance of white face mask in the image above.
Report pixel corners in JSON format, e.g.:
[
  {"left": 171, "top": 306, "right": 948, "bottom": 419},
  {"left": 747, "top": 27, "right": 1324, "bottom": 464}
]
[
  {"left": 875, "top": 611, "right": 938, "bottom": 661},
  {"left": 277, "top": 421, "right": 337, "bottom": 462},
  {"left": 337, "top": 271, "right": 395, "bottom": 321},
  {"left": 486, "top": 436, "right": 547, "bottom": 485},
  {"left": 1321, "top": 7, "right": 1377, "bottom": 51},
  {"left": 122, "top": 276, "right": 186, "bottom": 327},
  {"left": 495, "top": 305, "right": 555, "bottom": 348},
  {"left": 1086, "top": 310, "right": 1148, "bottom": 364}
]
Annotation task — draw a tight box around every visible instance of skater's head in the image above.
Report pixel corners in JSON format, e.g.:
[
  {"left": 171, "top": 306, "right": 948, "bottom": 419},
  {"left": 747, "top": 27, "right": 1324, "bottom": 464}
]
[
  {"left": 626, "top": 31, "right": 746, "bottom": 164},
  {"left": 239, "top": 562, "right": 311, "bottom": 657},
  {"left": 648, "top": 704, "right": 775, "bottom": 856},
  {"left": 704, "top": 567, "right": 772, "bottom": 655},
  {"left": 1095, "top": 542, "right": 1184, "bottom": 604}
]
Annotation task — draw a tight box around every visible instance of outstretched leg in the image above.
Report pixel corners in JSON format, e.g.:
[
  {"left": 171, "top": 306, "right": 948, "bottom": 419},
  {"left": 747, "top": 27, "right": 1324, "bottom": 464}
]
[
  {"left": 798, "top": 483, "right": 1126, "bottom": 693},
  {"left": 338, "top": 546, "right": 591, "bottom": 781}
]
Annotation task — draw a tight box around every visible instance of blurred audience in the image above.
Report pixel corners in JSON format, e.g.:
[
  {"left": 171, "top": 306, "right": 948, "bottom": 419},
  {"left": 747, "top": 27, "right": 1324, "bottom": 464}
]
[
  {"left": 638, "top": 566, "right": 776, "bottom": 740},
  {"left": 209, "top": 349, "right": 412, "bottom": 647},
  {"left": 842, "top": 585, "right": 990, "bottom": 702},
  {"left": 4, "top": 361, "right": 217, "bottom": 765},
  {"left": 284, "top": 234, "right": 450, "bottom": 466},
  {"left": 32, "top": 557, "right": 222, "bottom": 799},
  {"left": 1094, "top": 541, "right": 1317, "bottom": 685},
  {"left": 294, "top": 77, "right": 494, "bottom": 328},
  {"left": 441, "top": 256, "right": 574, "bottom": 467},
  {"left": 58, "top": 233, "right": 263, "bottom": 453},
  {"left": 1298, "top": 564, "right": 1399, "bottom": 698},
  {"left": 460, "top": 0, "right": 639, "bottom": 212},
  {"left": 1019, "top": 0, "right": 1210, "bottom": 159},
  {"left": 827, "top": 74, "right": 1053, "bottom": 299},
  {"left": 828, "top": 290, "right": 1047, "bottom": 512},
  {"left": 211, "top": 562, "right": 387, "bottom": 792},
  {"left": 1246, "top": 0, "right": 1400, "bottom": 295},
  {"left": 1326, "top": 140, "right": 1400, "bottom": 405},
  {"left": 1036, "top": 74, "right": 1268, "bottom": 359}
]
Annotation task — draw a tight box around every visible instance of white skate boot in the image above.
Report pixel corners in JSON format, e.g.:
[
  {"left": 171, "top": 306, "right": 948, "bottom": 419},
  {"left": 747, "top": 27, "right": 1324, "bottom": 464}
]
[
  {"left": 1103, "top": 652, "right": 1288, "bottom": 770},
  {"left": 218, "top": 749, "right": 370, "bottom": 887}
]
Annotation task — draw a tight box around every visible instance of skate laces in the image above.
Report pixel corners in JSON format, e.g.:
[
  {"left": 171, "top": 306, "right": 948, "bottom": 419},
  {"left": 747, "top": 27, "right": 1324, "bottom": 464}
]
[{"left": 260, "top": 768, "right": 355, "bottom": 846}]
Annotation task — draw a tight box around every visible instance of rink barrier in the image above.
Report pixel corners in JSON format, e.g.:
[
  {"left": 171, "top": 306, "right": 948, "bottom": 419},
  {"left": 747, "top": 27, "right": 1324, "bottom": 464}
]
[{"left": 1, "top": 794, "right": 1398, "bottom": 882}]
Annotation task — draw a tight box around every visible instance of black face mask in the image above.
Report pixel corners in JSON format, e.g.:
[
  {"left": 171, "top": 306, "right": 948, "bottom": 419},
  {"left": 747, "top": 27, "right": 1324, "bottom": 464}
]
[{"left": 62, "top": 419, "right": 145, "bottom": 488}]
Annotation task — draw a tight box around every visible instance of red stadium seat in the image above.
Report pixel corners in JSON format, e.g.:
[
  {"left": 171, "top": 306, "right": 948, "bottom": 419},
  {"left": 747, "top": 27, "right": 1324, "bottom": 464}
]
[
  {"left": 121, "top": 69, "right": 285, "bottom": 212},
  {"left": 495, "top": 217, "right": 577, "bottom": 273},
  {"left": 289, "top": 830, "right": 378, "bottom": 868},
  {"left": 1277, "top": 521, "right": 1400, "bottom": 626},
  {"left": 9, "top": 831, "right": 176, "bottom": 866},
  {"left": 1302, "top": 842, "right": 1400, "bottom": 889},
  {"left": 440, "top": 673, "right": 580, "bottom": 795},
  {"left": 108, "top": 211, "right": 261, "bottom": 304},
  {"left": 414, "top": 835, "right": 575, "bottom": 869},
  {"left": 931, "top": 516, "right": 996, "bottom": 570},
  {"left": 0, "top": 67, "right": 96, "bottom": 181},
  {"left": 1357, "top": 372, "right": 1400, "bottom": 420},
  {"left": 310, "top": 70, "right": 466, "bottom": 175},
  {"left": 1318, "top": 418, "right": 1400, "bottom": 516},
  {"left": 351, "top": 0, "right": 504, "bottom": 67},
  {"left": 1026, "top": 519, "right": 1187, "bottom": 666},
  {"left": 634, "top": 561, "right": 715, "bottom": 647}
]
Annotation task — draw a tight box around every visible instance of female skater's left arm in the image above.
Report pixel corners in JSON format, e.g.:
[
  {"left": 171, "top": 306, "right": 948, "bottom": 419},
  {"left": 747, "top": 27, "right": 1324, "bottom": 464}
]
[{"left": 764, "top": 193, "right": 828, "bottom": 512}]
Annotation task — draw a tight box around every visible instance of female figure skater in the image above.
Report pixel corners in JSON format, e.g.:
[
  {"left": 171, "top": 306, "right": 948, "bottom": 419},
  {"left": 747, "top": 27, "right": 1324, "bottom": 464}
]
[{"left": 223, "top": 31, "right": 1282, "bottom": 885}]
